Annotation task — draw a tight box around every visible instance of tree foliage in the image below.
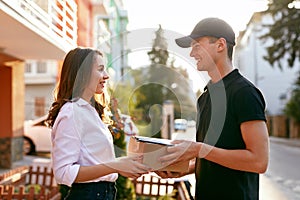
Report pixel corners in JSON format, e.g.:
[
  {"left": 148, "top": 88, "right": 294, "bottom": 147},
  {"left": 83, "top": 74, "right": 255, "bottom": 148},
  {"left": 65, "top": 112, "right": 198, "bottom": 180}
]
[
  {"left": 261, "top": 0, "right": 300, "bottom": 68},
  {"left": 148, "top": 24, "right": 169, "bottom": 65},
  {"left": 108, "top": 97, "right": 136, "bottom": 199}
]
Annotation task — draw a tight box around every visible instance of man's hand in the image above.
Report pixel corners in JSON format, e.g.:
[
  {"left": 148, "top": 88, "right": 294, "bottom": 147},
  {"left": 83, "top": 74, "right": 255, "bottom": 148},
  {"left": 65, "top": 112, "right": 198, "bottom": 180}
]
[
  {"left": 154, "top": 160, "right": 195, "bottom": 179},
  {"left": 154, "top": 171, "right": 185, "bottom": 179},
  {"left": 159, "top": 140, "right": 200, "bottom": 166}
]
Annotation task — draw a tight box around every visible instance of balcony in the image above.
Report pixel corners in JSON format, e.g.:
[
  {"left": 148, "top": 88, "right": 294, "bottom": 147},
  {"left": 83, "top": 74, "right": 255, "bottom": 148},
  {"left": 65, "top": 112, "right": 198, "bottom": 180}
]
[
  {"left": 0, "top": 0, "right": 77, "bottom": 60},
  {"left": 24, "top": 60, "right": 58, "bottom": 84}
]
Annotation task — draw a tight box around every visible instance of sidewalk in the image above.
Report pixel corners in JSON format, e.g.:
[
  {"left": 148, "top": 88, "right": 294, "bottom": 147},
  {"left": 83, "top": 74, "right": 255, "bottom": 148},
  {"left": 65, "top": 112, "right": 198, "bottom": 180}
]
[{"left": 260, "top": 174, "right": 288, "bottom": 200}]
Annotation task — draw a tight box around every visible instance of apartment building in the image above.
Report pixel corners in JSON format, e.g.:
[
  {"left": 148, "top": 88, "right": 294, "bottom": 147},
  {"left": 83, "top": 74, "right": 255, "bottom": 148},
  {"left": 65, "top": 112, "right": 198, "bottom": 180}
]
[
  {"left": 0, "top": 0, "right": 128, "bottom": 168},
  {"left": 234, "top": 12, "right": 299, "bottom": 137},
  {"left": 235, "top": 12, "right": 300, "bottom": 115}
]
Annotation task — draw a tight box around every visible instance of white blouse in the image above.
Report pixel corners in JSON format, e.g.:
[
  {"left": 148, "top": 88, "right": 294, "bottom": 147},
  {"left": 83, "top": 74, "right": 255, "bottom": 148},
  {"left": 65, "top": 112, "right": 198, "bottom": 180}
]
[{"left": 51, "top": 98, "right": 118, "bottom": 187}]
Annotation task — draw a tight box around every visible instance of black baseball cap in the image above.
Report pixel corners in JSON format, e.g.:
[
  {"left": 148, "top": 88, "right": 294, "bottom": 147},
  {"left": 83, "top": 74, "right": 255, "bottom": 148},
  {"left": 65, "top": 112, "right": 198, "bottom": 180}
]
[{"left": 175, "top": 17, "right": 236, "bottom": 48}]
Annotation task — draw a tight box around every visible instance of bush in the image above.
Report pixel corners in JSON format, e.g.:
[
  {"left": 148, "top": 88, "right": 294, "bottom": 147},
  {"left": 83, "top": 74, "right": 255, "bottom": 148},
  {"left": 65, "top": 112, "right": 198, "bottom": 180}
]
[
  {"left": 109, "top": 98, "right": 136, "bottom": 199},
  {"left": 284, "top": 90, "right": 300, "bottom": 123},
  {"left": 284, "top": 73, "right": 300, "bottom": 124}
]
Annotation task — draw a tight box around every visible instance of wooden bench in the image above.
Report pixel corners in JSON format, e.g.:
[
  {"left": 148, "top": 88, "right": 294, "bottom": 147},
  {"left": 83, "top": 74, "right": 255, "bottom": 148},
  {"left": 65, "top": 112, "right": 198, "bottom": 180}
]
[{"left": 0, "top": 166, "right": 60, "bottom": 200}]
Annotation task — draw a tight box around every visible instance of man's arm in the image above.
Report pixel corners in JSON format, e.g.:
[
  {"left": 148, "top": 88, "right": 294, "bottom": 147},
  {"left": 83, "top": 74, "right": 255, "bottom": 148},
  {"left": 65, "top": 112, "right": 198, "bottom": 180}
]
[
  {"left": 204, "top": 120, "right": 269, "bottom": 173},
  {"left": 159, "top": 120, "right": 269, "bottom": 174}
]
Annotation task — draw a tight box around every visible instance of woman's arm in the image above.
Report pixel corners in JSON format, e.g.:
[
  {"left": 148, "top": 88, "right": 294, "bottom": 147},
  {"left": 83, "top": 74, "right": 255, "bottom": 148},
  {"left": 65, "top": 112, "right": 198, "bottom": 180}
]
[{"left": 75, "top": 156, "right": 151, "bottom": 182}]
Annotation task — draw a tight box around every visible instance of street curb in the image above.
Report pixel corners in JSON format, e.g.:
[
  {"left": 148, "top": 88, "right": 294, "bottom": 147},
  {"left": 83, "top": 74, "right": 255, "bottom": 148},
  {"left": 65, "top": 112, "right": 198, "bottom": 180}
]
[{"left": 269, "top": 136, "right": 300, "bottom": 148}]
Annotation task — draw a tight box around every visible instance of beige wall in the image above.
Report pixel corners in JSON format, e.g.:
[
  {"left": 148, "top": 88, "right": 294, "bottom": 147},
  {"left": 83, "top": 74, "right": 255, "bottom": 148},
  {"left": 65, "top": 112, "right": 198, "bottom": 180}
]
[{"left": 11, "top": 61, "right": 25, "bottom": 137}]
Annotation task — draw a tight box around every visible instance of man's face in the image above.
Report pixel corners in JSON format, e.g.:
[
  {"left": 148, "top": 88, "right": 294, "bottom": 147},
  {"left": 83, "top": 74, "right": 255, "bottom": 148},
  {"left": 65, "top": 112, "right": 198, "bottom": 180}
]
[{"left": 189, "top": 37, "right": 218, "bottom": 72}]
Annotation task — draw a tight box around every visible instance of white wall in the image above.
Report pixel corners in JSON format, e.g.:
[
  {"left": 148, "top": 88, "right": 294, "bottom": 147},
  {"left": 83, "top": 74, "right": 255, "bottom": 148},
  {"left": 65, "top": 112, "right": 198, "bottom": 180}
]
[
  {"left": 234, "top": 13, "right": 299, "bottom": 115},
  {"left": 24, "top": 60, "right": 58, "bottom": 120}
]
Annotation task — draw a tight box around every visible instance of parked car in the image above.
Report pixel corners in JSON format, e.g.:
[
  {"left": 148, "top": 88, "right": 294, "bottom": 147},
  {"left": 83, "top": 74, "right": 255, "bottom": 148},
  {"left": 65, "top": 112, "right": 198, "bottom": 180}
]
[
  {"left": 23, "top": 115, "right": 52, "bottom": 155},
  {"left": 174, "top": 118, "right": 188, "bottom": 132},
  {"left": 23, "top": 113, "right": 140, "bottom": 154}
]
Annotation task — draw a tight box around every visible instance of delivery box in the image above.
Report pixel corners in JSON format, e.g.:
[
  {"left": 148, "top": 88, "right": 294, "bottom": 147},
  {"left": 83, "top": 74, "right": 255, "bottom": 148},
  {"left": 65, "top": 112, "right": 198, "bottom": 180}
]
[{"left": 127, "top": 136, "right": 189, "bottom": 172}]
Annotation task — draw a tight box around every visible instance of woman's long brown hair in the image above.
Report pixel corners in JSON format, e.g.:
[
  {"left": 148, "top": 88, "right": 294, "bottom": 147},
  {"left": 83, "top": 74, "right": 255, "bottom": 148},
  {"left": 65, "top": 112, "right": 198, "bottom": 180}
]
[{"left": 46, "top": 47, "right": 110, "bottom": 127}]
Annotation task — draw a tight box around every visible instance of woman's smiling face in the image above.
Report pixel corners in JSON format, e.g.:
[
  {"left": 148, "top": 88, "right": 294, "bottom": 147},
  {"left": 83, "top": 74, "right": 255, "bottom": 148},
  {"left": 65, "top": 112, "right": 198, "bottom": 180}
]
[
  {"left": 94, "top": 54, "right": 109, "bottom": 94},
  {"left": 84, "top": 54, "right": 109, "bottom": 99}
]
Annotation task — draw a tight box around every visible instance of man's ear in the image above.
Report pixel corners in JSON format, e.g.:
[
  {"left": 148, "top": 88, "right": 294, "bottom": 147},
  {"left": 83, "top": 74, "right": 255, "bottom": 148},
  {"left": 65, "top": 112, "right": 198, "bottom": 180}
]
[{"left": 217, "top": 38, "right": 227, "bottom": 51}]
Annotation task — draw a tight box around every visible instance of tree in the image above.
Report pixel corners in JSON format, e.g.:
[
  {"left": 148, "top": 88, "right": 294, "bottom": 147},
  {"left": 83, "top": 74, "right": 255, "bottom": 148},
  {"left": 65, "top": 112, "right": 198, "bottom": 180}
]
[
  {"left": 261, "top": 0, "right": 300, "bottom": 68},
  {"left": 129, "top": 26, "right": 196, "bottom": 137},
  {"left": 147, "top": 24, "right": 169, "bottom": 65}
]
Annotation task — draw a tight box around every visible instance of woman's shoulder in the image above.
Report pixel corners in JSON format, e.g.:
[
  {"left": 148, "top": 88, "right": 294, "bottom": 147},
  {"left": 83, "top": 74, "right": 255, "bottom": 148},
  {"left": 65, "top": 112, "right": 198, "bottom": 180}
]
[
  {"left": 60, "top": 98, "right": 84, "bottom": 111},
  {"left": 57, "top": 101, "right": 76, "bottom": 119},
  {"left": 60, "top": 101, "right": 73, "bottom": 111},
  {"left": 59, "top": 98, "right": 92, "bottom": 119}
]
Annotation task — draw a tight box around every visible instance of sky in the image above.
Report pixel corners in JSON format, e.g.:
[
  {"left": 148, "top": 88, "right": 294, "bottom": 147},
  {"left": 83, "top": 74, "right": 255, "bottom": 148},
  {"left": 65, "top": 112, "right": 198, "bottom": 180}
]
[{"left": 122, "top": 0, "right": 269, "bottom": 91}]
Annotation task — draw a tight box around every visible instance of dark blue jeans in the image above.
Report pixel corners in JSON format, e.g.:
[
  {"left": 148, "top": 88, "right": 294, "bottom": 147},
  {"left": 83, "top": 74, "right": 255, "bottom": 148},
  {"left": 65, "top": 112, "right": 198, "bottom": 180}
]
[{"left": 65, "top": 181, "right": 116, "bottom": 200}]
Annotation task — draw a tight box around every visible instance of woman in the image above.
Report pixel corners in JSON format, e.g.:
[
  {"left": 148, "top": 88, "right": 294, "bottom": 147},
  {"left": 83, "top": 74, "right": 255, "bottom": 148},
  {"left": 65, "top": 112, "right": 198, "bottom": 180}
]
[{"left": 47, "top": 47, "right": 150, "bottom": 200}]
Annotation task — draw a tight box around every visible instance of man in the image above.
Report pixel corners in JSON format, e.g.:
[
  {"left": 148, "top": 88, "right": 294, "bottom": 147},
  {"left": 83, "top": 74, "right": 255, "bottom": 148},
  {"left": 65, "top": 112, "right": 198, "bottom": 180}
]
[{"left": 157, "top": 18, "right": 269, "bottom": 200}]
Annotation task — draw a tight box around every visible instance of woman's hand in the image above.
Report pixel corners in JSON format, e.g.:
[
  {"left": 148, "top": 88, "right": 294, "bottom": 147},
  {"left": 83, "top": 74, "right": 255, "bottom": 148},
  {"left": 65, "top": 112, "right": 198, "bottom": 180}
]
[{"left": 110, "top": 156, "right": 152, "bottom": 179}]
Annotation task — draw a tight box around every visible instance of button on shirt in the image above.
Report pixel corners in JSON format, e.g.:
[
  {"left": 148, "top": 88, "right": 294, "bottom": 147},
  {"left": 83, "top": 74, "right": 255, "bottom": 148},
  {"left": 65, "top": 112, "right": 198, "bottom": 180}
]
[{"left": 51, "top": 98, "right": 118, "bottom": 187}]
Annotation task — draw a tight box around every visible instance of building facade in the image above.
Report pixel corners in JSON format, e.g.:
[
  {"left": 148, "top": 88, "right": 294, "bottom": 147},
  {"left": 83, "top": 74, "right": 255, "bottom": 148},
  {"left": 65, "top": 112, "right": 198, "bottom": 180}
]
[
  {"left": 234, "top": 12, "right": 299, "bottom": 116},
  {"left": 0, "top": 0, "right": 78, "bottom": 168},
  {"left": 0, "top": 0, "right": 129, "bottom": 168},
  {"left": 23, "top": 0, "right": 128, "bottom": 121}
]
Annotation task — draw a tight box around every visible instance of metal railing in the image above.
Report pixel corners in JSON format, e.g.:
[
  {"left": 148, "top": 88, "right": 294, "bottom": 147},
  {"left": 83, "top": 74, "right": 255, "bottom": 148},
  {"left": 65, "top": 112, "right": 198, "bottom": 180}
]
[{"left": 1, "top": 0, "right": 77, "bottom": 47}]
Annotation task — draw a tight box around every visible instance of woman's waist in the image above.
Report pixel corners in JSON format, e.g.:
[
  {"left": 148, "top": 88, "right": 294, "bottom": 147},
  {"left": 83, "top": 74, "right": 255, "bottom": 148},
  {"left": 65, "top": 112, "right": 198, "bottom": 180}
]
[
  {"left": 72, "top": 180, "right": 115, "bottom": 189},
  {"left": 89, "top": 173, "right": 118, "bottom": 183}
]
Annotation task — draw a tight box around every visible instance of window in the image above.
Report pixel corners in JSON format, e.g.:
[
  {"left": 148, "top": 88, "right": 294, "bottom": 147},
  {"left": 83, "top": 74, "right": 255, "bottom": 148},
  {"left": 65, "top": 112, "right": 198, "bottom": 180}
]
[
  {"left": 35, "top": 97, "right": 45, "bottom": 117},
  {"left": 25, "top": 63, "right": 32, "bottom": 73},
  {"left": 37, "top": 62, "right": 47, "bottom": 73}
]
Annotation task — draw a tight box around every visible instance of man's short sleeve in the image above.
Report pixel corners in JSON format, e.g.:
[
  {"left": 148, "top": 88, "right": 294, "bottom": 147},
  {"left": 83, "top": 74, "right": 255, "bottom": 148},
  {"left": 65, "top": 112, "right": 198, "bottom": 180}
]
[{"left": 233, "top": 86, "right": 266, "bottom": 125}]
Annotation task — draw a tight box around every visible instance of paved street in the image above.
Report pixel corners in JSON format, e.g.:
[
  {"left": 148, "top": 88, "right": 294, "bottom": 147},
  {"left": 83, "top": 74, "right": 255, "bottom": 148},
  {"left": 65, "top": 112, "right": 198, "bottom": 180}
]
[{"left": 264, "top": 137, "right": 300, "bottom": 200}]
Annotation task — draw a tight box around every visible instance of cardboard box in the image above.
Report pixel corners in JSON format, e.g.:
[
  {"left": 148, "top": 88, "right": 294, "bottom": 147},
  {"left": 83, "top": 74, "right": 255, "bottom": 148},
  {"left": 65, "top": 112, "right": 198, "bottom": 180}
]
[{"left": 127, "top": 136, "right": 189, "bottom": 172}]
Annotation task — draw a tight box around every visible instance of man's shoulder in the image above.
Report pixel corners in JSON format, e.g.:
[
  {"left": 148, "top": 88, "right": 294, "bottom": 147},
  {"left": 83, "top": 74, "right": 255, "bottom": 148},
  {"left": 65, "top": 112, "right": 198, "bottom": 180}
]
[{"left": 229, "top": 72, "right": 256, "bottom": 91}]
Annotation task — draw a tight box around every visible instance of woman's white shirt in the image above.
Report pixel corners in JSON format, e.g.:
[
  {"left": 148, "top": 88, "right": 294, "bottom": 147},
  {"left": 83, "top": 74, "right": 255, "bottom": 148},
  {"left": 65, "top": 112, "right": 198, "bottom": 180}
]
[{"left": 51, "top": 98, "right": 118, "bottom": 187}]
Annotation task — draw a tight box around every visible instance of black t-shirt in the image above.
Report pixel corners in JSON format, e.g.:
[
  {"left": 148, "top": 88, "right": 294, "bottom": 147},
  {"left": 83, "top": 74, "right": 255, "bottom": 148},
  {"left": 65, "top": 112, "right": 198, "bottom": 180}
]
[{"left": 195, "top": 69, "right": 266, "bottom": 200}]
